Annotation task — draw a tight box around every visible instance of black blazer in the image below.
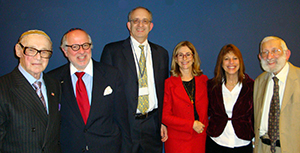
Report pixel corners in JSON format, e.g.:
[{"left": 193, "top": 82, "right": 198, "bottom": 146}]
[
  {"left": 48, "top": 60, "right": 131, "bottom": 153},
  {"left": 101, "top": 37, "right": 169, "bottom": 127},
  {"left": 0, "top": 67, "right": 61, "bottom": 153},
  {"left": 100, "top": 37, "right": 169, "bottom": 150},
  {"left": 207, "top": 74, "right": 254, "bottom": 140}
]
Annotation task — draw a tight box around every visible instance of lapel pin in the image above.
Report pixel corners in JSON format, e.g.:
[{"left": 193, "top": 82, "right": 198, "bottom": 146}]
[
  {"left": 61, "top": 81, "right": 64, "bottom": 84},
  {"left": 51, "top": 92, "right": 55, "bottom": 96}
]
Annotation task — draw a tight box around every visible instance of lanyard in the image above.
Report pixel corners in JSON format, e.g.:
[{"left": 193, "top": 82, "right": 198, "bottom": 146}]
[{"left": 130, "top": 40, "right": 148, "bottom": 78}]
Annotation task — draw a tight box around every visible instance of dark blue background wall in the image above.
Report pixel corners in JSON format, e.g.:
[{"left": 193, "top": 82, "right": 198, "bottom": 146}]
[{"left": 1, "top": 0, "right": 300, "bottom": 79}]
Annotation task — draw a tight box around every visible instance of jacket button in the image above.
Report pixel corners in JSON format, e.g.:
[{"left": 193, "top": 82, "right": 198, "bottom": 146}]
[
  {"left": 32, "top": 128, "right": 36, "bottom": 132},
  {"left": 84, "top": 129, "right": 87, "bottom": 133}
]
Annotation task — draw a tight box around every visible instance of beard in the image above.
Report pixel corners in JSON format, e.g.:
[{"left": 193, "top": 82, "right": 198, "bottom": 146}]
[{"left": 260, "top": 53, "right": 287, "bottom": 74}]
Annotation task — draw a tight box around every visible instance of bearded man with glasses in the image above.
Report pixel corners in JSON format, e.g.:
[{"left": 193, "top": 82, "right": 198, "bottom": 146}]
[
  {"left": 254, "top": 36, "right": 300, "bottom": 153},
  {"left": 0, "top": 29, "right": 61, "bottom": 153}
]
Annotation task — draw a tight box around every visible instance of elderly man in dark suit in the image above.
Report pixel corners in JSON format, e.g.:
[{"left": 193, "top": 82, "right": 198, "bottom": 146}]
[
  {"left": 0, "top": 30, "right": 61, "bottom": 152},
  {"left": 48, "top": 28, "right": 131, "bottom": 153},
  {"left": 101, "top": 6, "right": 169, "bottom": 153}
]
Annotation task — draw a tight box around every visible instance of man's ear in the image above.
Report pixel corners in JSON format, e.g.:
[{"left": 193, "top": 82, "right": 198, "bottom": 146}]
[
  {"left": 61, "top": 47, "right": 68, "bottom": 57},
  {"left": 285, "top": 49, "right": 291, "bottom": 61},
  {"left": 15, "top": 44, "right": 22, "bottom": 58},
  {"left": 258, "top": 53, "right": 262, "bottom": 60},
  {"left": 126, "top": 22, "right": 131, "bottom": 32},
  {"left": 149, "top": 22, "right": 154, "bottom": 32}
]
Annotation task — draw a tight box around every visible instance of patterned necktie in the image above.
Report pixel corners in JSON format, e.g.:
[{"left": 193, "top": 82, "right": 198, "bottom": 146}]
[
  {"left": 75, "top": 72, "right": 90, "bottom": 124},
  {"left": 137, "top": 45, "right": 149, "bottom": 114},
  {"left": 268, "top": 77, "right": 280, "bottom": 153},
  {"left": 33, "top": 81, "right": 47, "bottom": 112}
]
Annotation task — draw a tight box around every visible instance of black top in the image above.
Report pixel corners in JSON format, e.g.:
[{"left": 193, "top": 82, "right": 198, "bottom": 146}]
[{"left": 183, "top": 78, "right": 199, "bottom": 120}]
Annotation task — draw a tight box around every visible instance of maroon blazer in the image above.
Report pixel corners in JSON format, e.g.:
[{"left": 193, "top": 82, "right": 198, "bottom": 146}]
[
  {"left": 206, "top": 74, "right": 254, "bottom": 140},
  {"left": 162, "top": 75, "right": 208, "bottom": 140}
]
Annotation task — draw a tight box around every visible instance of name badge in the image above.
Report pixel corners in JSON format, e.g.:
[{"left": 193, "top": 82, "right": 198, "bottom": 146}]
[{"left": 139, "top": 87, "right": 149, "bottom": 96}]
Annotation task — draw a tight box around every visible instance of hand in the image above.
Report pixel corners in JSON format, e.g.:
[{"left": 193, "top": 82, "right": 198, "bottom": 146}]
[
  {"left": 160, "top": 124, "right": 168, "bottom": 142},
  {"left": 193, "top": 120, "right": 205, "bottom": 134}
]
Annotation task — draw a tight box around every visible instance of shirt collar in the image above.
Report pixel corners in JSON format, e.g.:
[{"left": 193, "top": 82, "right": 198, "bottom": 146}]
[
  {"left": 18, "top": 64, "right": 43, "bottom": 84},
  {"left": 130, "top": 36, "right": 148, "bottom": 47},
  {"left": 70, "top": 58, "right": 93, "bottom": 76},
  {"left": 271, "top": 62, "right": 289, "bottom": 83}
]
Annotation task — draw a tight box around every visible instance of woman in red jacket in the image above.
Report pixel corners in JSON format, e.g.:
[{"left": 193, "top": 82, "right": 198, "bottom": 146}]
[
  {"left": 162, "top": 41, "right": 208, "bottom": 153},
  {"left": 206, "top": 44, "right": 254, "bottom": 153}
]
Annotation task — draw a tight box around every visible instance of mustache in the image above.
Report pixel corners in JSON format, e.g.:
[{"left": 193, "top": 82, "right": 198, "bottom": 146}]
[{"left": 266, "top": 59, "right": 275, "bottom": 63}]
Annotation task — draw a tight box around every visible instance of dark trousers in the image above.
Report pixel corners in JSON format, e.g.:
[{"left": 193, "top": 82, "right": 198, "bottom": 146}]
[
  {"left": 206, "top": 136, "right": 253, "bottom": 153},
  {"left": 131, "top": 110, "right": 162, "bottom": 153}
]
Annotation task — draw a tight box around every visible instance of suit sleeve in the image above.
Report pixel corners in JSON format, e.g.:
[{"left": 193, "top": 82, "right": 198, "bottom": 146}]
[
  {"left": 113, "top": 70, "right": 132, "bottom": 153},
  {"left": 162, "top": 79, "right": 195, "bottom": 134}
]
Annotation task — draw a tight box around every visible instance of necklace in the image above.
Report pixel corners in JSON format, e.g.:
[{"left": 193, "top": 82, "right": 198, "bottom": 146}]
[{"left": 182, "top": 78, "right": 195, "bottom": 104}]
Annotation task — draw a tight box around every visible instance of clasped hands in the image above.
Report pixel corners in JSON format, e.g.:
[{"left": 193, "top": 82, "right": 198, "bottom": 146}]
[{"left": 193, "top": 120, "right": 205, "bottom": 134}]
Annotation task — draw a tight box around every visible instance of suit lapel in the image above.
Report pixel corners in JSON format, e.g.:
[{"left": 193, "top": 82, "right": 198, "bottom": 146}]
[
  {"left": 42, "top": 73, "right": 59, "bottom": 148},
  {"left": 60, "top": 65, "right": 85, "bottom": 125},
  {"left": 172, "top": 77, "right": 193, "bottom": 105},
  {"left": 281, "top": 63, "right": 297, "bottom": 111},
  {"left": 256, "top": 72, "right": 270, "bottom": 128},
  {"left": 10, "top": 68, "right": 48, "bottom": 126},
  {"left": 44, "top": 74, "right": 58, "bottom": 117},
  {"left": 122, "top": 38, "right": 138, "bottom": 76},
  {"left": 86, "top": 61, "right": 106, "bottom": 126},
  {"left": 150, "top": 42, "right": 159, "bottom": 81}
]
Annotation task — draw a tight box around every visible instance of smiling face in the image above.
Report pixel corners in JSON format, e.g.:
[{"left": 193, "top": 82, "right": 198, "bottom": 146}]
[
  {"left": 222, "top": 52, "right": 240, "bottom": 77},
  {"left": 127, "top": 8, "right": 153, "bottom": 43},
  {"left": 62, "top": 30, "right": 92, "bottom": 71},
  {"left": 15, "top": 34, "right": 51, "bottom": 79},
  {"left": 176, "top": 46, "right": 194, "bottom": 73},
  {"left": 259, "top": 39, "right": 290, "bottom": 74}
]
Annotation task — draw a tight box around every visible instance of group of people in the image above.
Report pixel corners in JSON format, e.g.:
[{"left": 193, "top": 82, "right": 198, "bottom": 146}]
[{"left": 0, "top": 6, "right": 299, "bottom": 153}]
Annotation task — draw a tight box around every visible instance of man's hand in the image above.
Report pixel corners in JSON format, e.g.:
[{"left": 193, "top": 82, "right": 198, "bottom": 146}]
[{"left": 161, "top": 124, "right": 168, "bottom": 142}]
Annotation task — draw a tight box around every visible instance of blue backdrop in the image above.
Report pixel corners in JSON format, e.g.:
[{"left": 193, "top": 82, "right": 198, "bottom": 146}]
[{"left": 1, "top": 0, "right": 300, "bottom": 80}]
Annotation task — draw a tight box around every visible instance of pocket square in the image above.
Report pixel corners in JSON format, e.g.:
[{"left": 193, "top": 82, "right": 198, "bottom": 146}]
[{"left": 103, "top": 86, "right": 113, "bottom": 96}]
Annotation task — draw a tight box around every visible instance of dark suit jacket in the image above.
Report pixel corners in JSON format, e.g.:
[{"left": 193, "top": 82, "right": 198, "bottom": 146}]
[
  {"left": 162, "top": 75, "right": 208, "bottom": 153},
  {"left": 100, "top": 37, "right": 169, "bottom": 150},
  {"left": 0, "top": 67, "right": 61, "bottom": 153},
  {"left": 48, "top": 60, "right": 131, "bottom": 153},
  {"left": 207, "top": 74, "right": 254, "bottom": 140}
]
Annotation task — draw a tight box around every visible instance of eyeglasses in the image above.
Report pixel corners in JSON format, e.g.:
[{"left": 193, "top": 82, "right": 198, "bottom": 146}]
[
  {"left": 260, "top": 48, "right": 283, "bottom": 58},
  {"left": 65, "top": 43, "right": 92, "bottom": 51},
  {"left": 177, "top": 53, "right": 193, "bottom": 59},
  {"left": 19, "top": 43, "right": 53, "bottom": 59},
  {"left": 129, "top": 18, "right": 151, "bottom": 25}
]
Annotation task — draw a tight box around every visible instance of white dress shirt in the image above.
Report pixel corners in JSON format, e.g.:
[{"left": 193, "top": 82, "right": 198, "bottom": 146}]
[
  {"left": 259, "top": 62, "right": 289, "bottom": 137},
  {"left": 130, "top": 36, "right": 158, "bottom": 113}
]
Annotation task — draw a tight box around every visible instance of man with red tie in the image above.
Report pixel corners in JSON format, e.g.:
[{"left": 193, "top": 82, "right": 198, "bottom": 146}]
[{"left": 48, "top": 28, "right": 132, "bottom": 153}]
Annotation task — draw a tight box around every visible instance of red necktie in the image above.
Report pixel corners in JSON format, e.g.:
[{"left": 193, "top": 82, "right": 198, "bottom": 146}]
[{"left": 75, "top": 72, "right": 90, "bottom": 124}]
